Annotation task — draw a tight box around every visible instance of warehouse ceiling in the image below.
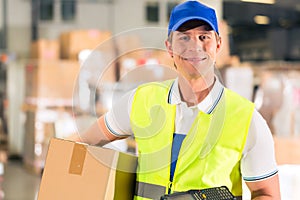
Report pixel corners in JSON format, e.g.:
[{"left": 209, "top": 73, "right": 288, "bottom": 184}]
[
  {"left": 223, "top": 0, "right": 300, "bottom": 9},
  {"left": 223, "top": 0, "right": 300, "bottom": 28},
  {"left": 222, "top": 0, "right": 300, "bottom": 60}
]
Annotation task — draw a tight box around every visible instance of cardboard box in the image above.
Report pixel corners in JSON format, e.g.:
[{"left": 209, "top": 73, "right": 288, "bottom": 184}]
[
  {"left": 38, "top": 138, "right": 137, "bottom": 200},
  {"left": 79, "top": 49, "right": 117, "bottom": 85},
  {"left": 30, "top": 39, "right": 60, "bottom": 60},
  {"left": 115, "top": 34, "right": 141, "bottom": 57},
  {"left": 22, "top": 107, "right": 76, "bottom": 174},
  {"left": 23, "top": 118, "right": 56, "bottom": 174},
  {"left": 273, "top": 136, "right": 300, "bottom": 165},
  {"left": 25, "top": 60, "right": 80, "bottom": 100},
  {"left": 60, "top": 30, "right": 112, "bottom": 59}
]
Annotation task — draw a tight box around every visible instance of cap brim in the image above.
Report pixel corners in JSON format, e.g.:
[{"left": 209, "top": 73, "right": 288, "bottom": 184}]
[{"left": 170, "top": 16, "right": 218, "bottom": 34}]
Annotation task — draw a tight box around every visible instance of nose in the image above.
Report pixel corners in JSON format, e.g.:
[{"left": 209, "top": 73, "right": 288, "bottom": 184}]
[{"left": 187, "top": 36, "right": 203, "bottom": 52}]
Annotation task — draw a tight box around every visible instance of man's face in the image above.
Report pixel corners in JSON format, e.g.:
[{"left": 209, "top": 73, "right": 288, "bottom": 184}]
[{"left": 166, "top": 24, "right": 221, "bottom": 80}]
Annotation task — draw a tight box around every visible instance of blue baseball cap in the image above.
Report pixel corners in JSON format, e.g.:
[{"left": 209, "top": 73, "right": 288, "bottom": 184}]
[{"left": 168, "top": 1, "right": 219, "bottom": 36}]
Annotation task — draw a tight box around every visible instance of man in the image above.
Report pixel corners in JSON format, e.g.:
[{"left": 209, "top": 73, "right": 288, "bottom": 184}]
[{"left": 70, "top": 1, "right": 281, "bottom": 199}]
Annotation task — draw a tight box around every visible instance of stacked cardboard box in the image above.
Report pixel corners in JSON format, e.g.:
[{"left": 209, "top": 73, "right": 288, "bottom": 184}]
[
  {"left": 251, "top": 65, "right": 300, "bottom": 165},
  {"left": 24, "top": 29, "right": 116, "bottom": 174},
  {"left": 24, "top": 60, "right": 80, "bottom": 174},
  {"left": 117, "top": 49, "right": 175, "bottom": 80},
  {"left": 25, "top": 60, "right": 80, "bottom": 100},
  {"left": 23, "top": 107, "right": 56, "bottom": 174},
  {"left": 30, "top": 39, "right": 60, "bottom": 60},
  {"left": 23, "top": 30, "right": 172, "bottom": 177},
  {"left": 60, "top": 29, "right": 112, "bottom": 60}
]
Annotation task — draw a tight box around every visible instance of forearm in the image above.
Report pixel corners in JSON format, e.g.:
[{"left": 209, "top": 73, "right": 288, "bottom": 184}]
[
  {"left": 246, "top": 174, "right": 281, "bottom": 200},
  {"left": 251, "top": 193, "right": 278, "bottom": 200},
  {"left": 67, "top": 116, "right": 118, "bottom": 146}
]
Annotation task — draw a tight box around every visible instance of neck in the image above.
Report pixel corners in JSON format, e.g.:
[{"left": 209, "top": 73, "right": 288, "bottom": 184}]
[{"left": 178, "top": 74, "right": 215, "bottom": 107}]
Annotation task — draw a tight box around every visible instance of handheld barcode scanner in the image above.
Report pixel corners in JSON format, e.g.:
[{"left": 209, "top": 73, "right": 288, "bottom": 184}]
[{"left": 161, "top": 186, "right": 236, "bottom": 200}]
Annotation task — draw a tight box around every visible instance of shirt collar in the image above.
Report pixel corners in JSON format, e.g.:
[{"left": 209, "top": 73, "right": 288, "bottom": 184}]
[{"left": 168, "top": 77, "right": 224, "bottom": 114}]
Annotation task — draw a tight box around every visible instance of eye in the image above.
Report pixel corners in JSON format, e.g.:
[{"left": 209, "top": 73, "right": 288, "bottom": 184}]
[
  {"left": 179, "top": 35, "right": 190, "bottom": 41},
  {"left": 199, "top": 35, "right": 211, "bottom": 41}
]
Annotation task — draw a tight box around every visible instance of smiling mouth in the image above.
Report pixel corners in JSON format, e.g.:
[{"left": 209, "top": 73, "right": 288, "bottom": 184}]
[{"left": 182, "top": 57, "right": 206, "bottom": 62}]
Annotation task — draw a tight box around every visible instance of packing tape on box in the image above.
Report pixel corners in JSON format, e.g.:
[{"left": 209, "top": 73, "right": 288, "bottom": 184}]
[{"left": 69, "top": 143, "right": 87, "bottom": 175}]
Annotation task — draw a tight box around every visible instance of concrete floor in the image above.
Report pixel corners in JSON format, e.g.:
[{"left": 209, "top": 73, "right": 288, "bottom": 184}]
[
  {"left": 2, "top": 160, "right": 40, "bottom": 200},
  {"left": 1, "top": 160, "right": 300, "bottom": 200}
]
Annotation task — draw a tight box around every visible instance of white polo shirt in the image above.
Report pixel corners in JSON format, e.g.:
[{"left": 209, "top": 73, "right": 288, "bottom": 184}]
[{"left": 105, "top": 78, "right": 278, "bottom": 182}]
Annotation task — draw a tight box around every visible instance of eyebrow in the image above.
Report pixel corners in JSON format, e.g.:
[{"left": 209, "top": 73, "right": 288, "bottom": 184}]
[{"left": 176, "top": 30, "right": 213, "bottom": 35}]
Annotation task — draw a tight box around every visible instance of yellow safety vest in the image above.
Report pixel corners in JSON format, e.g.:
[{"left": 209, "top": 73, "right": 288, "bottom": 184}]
[{"left": 130, "top": 80, "right": 255, "bottom": 199}]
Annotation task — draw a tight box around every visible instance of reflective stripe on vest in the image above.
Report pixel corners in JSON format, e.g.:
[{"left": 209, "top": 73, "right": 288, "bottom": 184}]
[
  {"left": 135, "top": 181, "right": 166, "bottom": 199},
  {"left": 130, "top": 80, "right": 255, "bottom": 198}
]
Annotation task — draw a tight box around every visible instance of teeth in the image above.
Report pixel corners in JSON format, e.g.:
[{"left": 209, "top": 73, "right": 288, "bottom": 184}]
[
  {"left": 189, "top": 58, "right": 202, "bottom": 61},
  {"left": 181, "top": 57, "right": 205, "bottom": 61}
]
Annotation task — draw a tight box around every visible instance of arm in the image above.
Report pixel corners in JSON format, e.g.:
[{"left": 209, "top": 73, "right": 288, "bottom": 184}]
[
  {"left": 67, "top": 115, "right": 121, "bottom": 146},
  {"left": 242, "top": 110, "right": 281, "bottom": 199},
  {"left": 67, "top": 89, "right": 135, "bottom": 145},
  {"left": 246, "top": 174, "right": 281, "bottom": 200}
]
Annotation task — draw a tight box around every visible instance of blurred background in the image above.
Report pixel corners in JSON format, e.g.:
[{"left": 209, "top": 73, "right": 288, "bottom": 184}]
[{"left": 0, "top": 0, "right": 300, "bottom": 199}]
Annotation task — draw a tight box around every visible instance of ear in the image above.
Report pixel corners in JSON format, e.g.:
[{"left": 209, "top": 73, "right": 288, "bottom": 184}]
[
  {"left": 165, "top": 40, "right": 173, "bottom": 57},
  {"left": 216, "top": 36, "right": 222, "bottom": 53}
]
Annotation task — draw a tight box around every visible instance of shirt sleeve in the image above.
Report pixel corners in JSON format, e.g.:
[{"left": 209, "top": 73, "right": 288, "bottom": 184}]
[
  {"left": 104, "top": 88, "right": 136, "bottom": 137},
  {"left": 241, "top": 109, "right": 278, "bottom": 182}
]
